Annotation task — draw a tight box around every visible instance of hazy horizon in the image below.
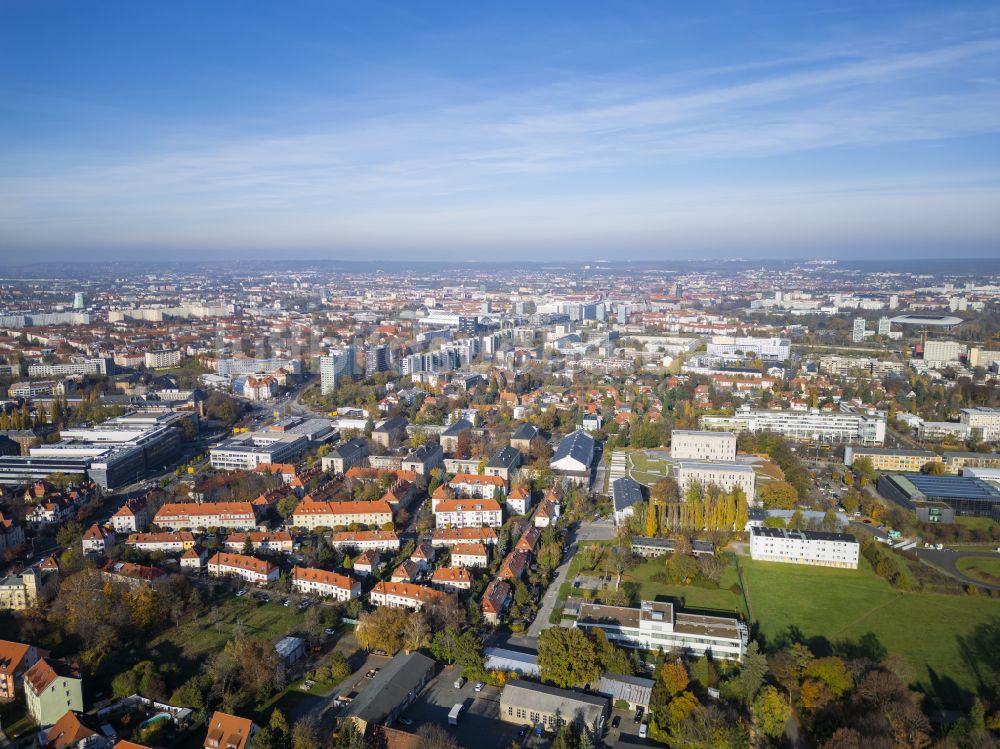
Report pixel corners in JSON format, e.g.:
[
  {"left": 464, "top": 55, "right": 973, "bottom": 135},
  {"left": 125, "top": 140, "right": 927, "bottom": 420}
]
[{"left": 2, "top": 1, "right": 1000, "bottom": 261}]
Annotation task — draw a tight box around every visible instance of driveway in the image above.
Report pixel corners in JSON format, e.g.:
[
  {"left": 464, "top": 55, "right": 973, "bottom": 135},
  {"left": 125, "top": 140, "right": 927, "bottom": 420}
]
[
  {"left": 526, "top": 528, "right": 578, "bottom": 637},
  {"left": 914, "top": 548, "right": 1000, "bottom": 591}
]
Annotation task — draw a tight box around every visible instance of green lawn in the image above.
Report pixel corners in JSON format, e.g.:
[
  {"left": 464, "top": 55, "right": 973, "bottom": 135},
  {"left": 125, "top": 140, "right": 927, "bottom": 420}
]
[
  {"left": 741, "top": 557, "right": 1000, "bottom": 702},
  {"left": 150, "top": 598, "right": 303, "bottom": 662},
  {"left": 627, "top": 451, "right": 672, "bottom": 487},
  {"left": 623, "top": 557, "right": 747, "bottom": 617},
  {"left": 956, "top": 556, "right": 1000, "bottom": 586},
  {"left": 953, "top": 516, "right": 999, "bottom": 531}
]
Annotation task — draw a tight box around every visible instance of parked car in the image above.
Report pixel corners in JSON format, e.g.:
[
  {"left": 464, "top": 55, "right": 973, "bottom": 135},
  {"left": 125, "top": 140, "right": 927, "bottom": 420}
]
[
  {"left": 365, "top": 668, "right": 380, "bottom": 679},
  {"left": 474, "top": 681, "right": 485, "bottom": 692},
  {"left": 454, "top": 676, "right": 466, "bottom": 689},
  {"left": 639, "top": 722, "right": 648, "bottom": 739},
  {"left": 611, "top": 716, "right": 620, "bottom": 729},
  {"left": 634, "top": 707, "right": 644, "bottom": 723}
]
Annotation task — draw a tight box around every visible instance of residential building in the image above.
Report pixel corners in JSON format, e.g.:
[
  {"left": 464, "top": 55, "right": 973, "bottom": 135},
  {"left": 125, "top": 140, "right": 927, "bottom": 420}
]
[
  {"left": 224, "top": 531, "right": 293, "bottom": 554},
  {"left": 216, "top": 358, "right": 302, "bottom": 378},
  {"left": 749, "top": 527, "right": 859, "bottom": 569},
  {"left": 499, "top": 680, "right": 609, "bottom": 735},
  {"left": 342, "top": 652, "right": 435, "bottom": 735},
  {"left": 204, "top": 711, "right": 256, "bottom": 749},
  {"left": 372, "top": 416, "right": 408, "bottom": 449},
  {"left": 400, "top": 442, "right": 443, "bottom": 477},
  {"left": 480, "top": 579, "right": 511, "bottom": 625},
  {"left": 81, "top": 524, "right": 115, "bottom": 557},
  {"left": 430, "top": 566, "right": 472, "bottom": 592},
  {"left": 101, "top": 561, "right": 166, "bottom": 588},
  {"left": 429, "top": 527, "right": 498, "bottom": 547},
  {"left": 0, "top": 512, "right": 26, "bottom": 555},
  {"left": 144, "top": 350, "right": 182, "bottom": 369},
  {"left": 207, "top": 553, "right": 279, "bottom": 585},
  {"left": 706, "top": 336, "right": 790, "bottom": 360},
  {"left": 611, "top": 477, "right": 644, "bottom": 526},
  {"left": 321, "top": 438, "right": 370, "bottom": 475},
  {"left": 510, "top": 423, "right": 539, "bottom": 452},
  {"left": 433, "top": 498, "right": 503, "bottom": 528},
  {"left": 154, "top": 502, "right": 259, "bottom": 531},
  {"left": 126, "top": 531, "right": 197, "bottom": 553},
  {"left": 506, "top": 485, "right": 531, "bottom": 515},
  {"left": 353, "top": 550, "right": 381, "bottom": 577},
  {"left": 447, "top": 473, "right": 506, "bottom": 500},
  {"left": 0, "top": 639, "right": 39, "bottom": 702},
  {"left": 319, "top": 348, "right": 355, "bottom": 395},
  {"left": 440, "top": 419, "right": 474, "bottom": 453},
  {"left": 485, "top": 445, "right": 521, "bottom": 481},
  {"left": 450, "top": 542, "right": 488, "bottom": 568},
  {"left": 329, "top": 530, "right": 400, "bottom": 553},
  {"left": 181, "top": 547, "right": 208, "bottom": 571},
  {"left": 675, "top": 461, "right": 755, "bottom": 498},
  {"left": 575, "top": 600, "right": 747, "bottom": 662},
  {"left": 960, "top": 407, "right": 1000, "bottom": 442},
  {"left": 923, "top": 340, "right": 963, "bottom": 364},
  {"left": 369, "top": 581, "right": 445, "bottom": 610},
  {"left": 292, "top": 499, "right": 393, "bottom": 529},
  {"left": 24, "top": 658, "right": 83, "bottom": 728},
  {"left": 42, "top": 709, "right": 103, "bottom": 749},
  {"left": 290, "top": 567, "right": 360, "bottom": 601},
  {"left": 669, "top": 430, "right": 737, "bottom": 462},
  {"left": 0, "top": 569, "right": 39, "bottom": 610},
  {"left": 819, "top": 356, "right": 904, "bottom": 378},
  {"left": 111, "top": 498, "right": 149, "bottom": 533}
]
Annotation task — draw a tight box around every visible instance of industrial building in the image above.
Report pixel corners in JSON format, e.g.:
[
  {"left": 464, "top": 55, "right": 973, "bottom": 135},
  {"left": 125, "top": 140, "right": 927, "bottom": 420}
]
[{"left": 877, "top": 474, "right": 1000, "bottom": 522}]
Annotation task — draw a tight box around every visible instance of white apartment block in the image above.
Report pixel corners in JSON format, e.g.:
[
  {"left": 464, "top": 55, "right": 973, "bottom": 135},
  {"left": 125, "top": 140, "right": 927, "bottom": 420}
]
[
  {"left": 749, "top": 527, "right": 859, "bottom": 569},
  {"left": 126, "top": 531, "right": 197, "bottom": 552},
  {"left": 961, "top": 407, "right": 1000, "bottom": 442},
  {"left": 575, "top": 600, "right": 747, "bottom": 662},
  {"left": 154, "top": 502, "right": 259, "bottom": 531},
  {"left": 433, "top": 499, "right": 503, "bottom": 529},
  {"left": 144, "top": 349, "right": 182, "bottom": 369},
  {"left": 450, "top": 542, "right": 489, "bottom": 568},
  {"left": 701, "top": 408, "right": 886, "bottom": 446},
  {"left": 675, "top": 461, "right": 755, "bottom": 498},
  {"left": 329, "top": 530, "right": 400, "bottom": 553},
  {"left": 819, "top": 356, "right": 905, "bottom": 378},
  {"left": 923, "top": 340, "right": 963, "bottom": 364},
  {"left": 207, "top": 552, "right": 279, "bottom": 584},
  {"left": 291, "top": 566, "right": 361, "bottom": 601},
  {"left": 706, "top": 336, "right": 790, "bottom": 360},
  {"left": 369, "top": 581, "right": 445, "bottom": 610},
  {"left": 670, "top": 430, "right": 737, "bottom": 462}
]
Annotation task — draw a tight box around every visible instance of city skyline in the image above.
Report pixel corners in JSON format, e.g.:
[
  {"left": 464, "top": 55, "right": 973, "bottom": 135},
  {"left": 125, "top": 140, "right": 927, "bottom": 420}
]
[{"left": 2, "top": 1, "right": 1000, "bottom": 260}]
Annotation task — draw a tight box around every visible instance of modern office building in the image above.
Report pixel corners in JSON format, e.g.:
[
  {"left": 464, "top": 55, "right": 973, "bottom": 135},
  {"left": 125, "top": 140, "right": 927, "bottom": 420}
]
[
  {"left": 575, "top": 600, "right": 747, "bottom": 662},
  {"left": 877, "top": 473, "right": 1000, "bottom": 522},
  {"left": 960, "top": 407, "right": 1000, "bottom": 442},
  {"left": 844, "top": 446, "right": 941, "bottom": 473},
  {"left": 701, "top": 408, "right": 886, "bottom": 446},
  {"left": 706, "top": 336, "right": 790, "bottom": 360},
  {"left": 670, "top": 430, "right": 737, "bottom": 461},
  {"left": 749, "top": 527, "right": 859, "bottom": 568},
  {"left": 209, "top": 432, "right": 308, "bottom": 470}
]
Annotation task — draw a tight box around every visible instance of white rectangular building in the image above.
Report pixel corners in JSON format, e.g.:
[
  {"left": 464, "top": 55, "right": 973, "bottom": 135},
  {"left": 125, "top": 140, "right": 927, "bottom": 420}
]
[
  {"left": 749, "top": 526, "right": 859, "bottom": 569},
  {"left": 670, "top": 430, "right": 737, "bottom": 462},
  {"left": 675, "top": 461, "right": 755, "bottom": 498},
  {"left": 706, "top": 336, "right": 790, "bottom": 360},
  {"left": 701, "top": 408, "right": 886, "bottom": 446}
]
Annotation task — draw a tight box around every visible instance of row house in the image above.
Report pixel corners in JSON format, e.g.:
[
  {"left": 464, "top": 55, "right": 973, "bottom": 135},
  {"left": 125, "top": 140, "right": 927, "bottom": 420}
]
[
  {"left": 290, "top": 567, "right": 360, "bottom": 601},
  {"left": 329, "top": 530, "right": 400, "bottom": 553},
  {"left": 450, "top": 542, "right": 489, "bottom": 568},
  {"left": 111, "top": 498, "right": 150, "bottom": 533},
  {"left": 126, "top": 531, "right": 197, "bottom": 552},
  {"left": 534, "top": 498, "right": 560, "bottom": 528},
  {"left": 498, "top": 550, "right": 529, "bottom": 582},
  {"left": 429, "top": 527, "right": 498, "bottom": 547},
  {"left": 433, "top": 498, "right": 503, "bottom": 529},
  {"left": 0, "top": 513, "right": 26, "bottom": 556},
  {"left": 292, "top": 499, "right": 393, "bottom": 530},
  {"left": 410, "top": 542, "right": 436, "bottom": 569},
  {"left": 224, "top": 531, "right": 294, "bottom": 554},
  {"left": 431, "top": 566, "right": 473, "bottom": 593},
  {"left": 154, "top": 502, "right": 260, "bottom": 531},
  {"left": 369, "top": 581, "right": 445, "bottom": 610},
  {"left": 181, "top": 547, "right": 209, "bottom": 571},
  {"left": 207, "top": 553, "right": 279, "bottom": 585},
  {"left": 515, "top": 526, "right": 541, "bottom": 555}
]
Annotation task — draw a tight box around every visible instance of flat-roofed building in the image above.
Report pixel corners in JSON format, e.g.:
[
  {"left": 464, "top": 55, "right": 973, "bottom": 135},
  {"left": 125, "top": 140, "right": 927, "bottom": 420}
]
[
  {"left": 670, "top": 430, "right": 737, "bottom": 462},
  {"left": 877, "top": 473, "right": 1000, "bottom": 522},
  {"left": 961, "top": 407, "right": 1000, "bottom": 442},
  {"left": 749, "top": 526, "right": 859, "bottom": 569},
  {"left": 844, "top": 447, "right": 941, "bottom": 473},
  {"left": 210, "top": 432, "right": 307, "bottom": 471},
  {"left": 701, "top": 408, "right": 886, "bottom": 446},
  {"left": 574, "top": 600, "right": 747, "bottom": 662},
  {"left": 499, "top": 680, "right": 609, "bottom": 735},
  {"left": 675, "top": 461, "right": 755, "bottom": 498},
  {"left": 126, "top": 531, "right": 197, "bottom": 552}
]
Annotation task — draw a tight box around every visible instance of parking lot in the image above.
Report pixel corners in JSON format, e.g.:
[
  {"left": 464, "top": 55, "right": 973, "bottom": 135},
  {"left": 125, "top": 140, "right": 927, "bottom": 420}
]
[{"left": 398, "top": 665, "right": 526, "bottom": 749}]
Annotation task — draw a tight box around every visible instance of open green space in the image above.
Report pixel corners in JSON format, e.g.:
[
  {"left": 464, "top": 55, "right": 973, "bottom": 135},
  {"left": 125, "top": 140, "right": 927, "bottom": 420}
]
[
  {"left": 627, "top": 450, "right": 672, "bottom": 487},
  {"left": 953, "top": 516, "right": 1000, "bottom": 531},
  {"left": 956, "top": 556, "right": 1000, "bottom": 586},
  {"left": 741, "top": 556, "right": 1000, "bottom": 701},
  {"left": 150, "top": 597, "right": 302, "bottom": 662},
  {"left": 624, "top": 557, "right": 746, "bottom": 617}
]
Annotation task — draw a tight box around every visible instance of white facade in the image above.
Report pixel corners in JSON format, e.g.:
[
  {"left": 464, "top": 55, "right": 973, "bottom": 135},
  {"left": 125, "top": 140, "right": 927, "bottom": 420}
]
[
  {"left": 209, "top": 432, "right": 307, "bottom": 470},
  {"left": 291, "top": 567, "right": 361, "bottom": 601},
  {"left": 706, "top": 336, "right": 790, "bottom": 360},
  {"left": 923, "top": 340, "right": 963, "bottom": 364},
  {"left": 702, "top": 409, "right": 886, "bottom": 446},
  {"left": 670, "top": 430, "right": 737, "bottom": 462},
  {"left": 675, "top": 461, "right": 755, "bottom": 498},
  {"left": 749, "top": 527, "right": 859, "bottom": 569},
  {"left": 144, "top": 349, "right": 182, "bottom": 369},
  {"left": 961, "top": 408, "right": 1000, "bottom": 442},
  {"left": 433, "top": 499, "right": 503, "bottom": 528},
  {"left": 207, "top": 552, "right": 279, "bottom": 584}
]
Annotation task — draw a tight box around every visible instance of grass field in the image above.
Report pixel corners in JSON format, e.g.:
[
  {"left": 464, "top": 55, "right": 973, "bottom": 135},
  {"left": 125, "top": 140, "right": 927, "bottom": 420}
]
[
  {"left": 150, "top": 598, "right": 303, "bottom": 663},
  {"left": 627, "top": 450, "right": 672, "bottom": 487},
  {"left": 741, "top": 556, "right": 1000, "bottom": 701},
  {"left": 954, "top": 516, "right": 1000, "bottom": 531},
  {"left": 956, "top": 556, "right": 1000, "bottom": 586},
  {"left": 623, "top": 557, "right": 747, "bottom": 617}
]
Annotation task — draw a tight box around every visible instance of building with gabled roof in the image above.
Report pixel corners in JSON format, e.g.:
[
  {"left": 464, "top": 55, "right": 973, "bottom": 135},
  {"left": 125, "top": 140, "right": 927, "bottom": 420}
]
[
  {"left": 43, "top": 710, "right": 103, "bottom": 749},
  {"left": 25, "top": 658, "right": 83, "bottom": 727},
  {"left": 369, "top": 581, "right": 445, "bottom": 610},
  {"left": 429, "top": 527, "right": 497, "bottom": 547},
  {"left": 290, "top": 567, "right": 360, "bottom": 601},
  {"left": 433, "top": 498, "right": 502, "bottom": 528},
  {"left": 207, "top": 553, "right": 278, "bottom": 585},
  {"left": 480, "top": 579, "right": 511, "bottom": 625},
  {"left": 204, "top": 711, "right": 256, "bottom": 749},
  {"left": 0, "top": 639, "right": 39, "bottom": 702},
  {"left": 430, "top": 566, "right": 472, "bottom": 592},
  {"left": 450, "top": 542, "right": 488, "bottom": 568}
]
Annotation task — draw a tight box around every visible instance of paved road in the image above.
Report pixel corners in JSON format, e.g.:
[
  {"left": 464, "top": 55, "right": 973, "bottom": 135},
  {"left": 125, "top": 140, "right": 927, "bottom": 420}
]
[
  {"left": 914, "top": 548, "right": 1000, "bottom": 590},
  {"left": 577, "top": 518, "right": 615, "bottom": 542},
  {"left": 526, "top": 527, "right": 577, "bottom": 638}
]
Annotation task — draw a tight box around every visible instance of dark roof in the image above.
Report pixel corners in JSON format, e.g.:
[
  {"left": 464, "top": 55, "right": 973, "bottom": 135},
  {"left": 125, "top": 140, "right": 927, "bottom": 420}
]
[
  {"left": 611, "top": 477, "right": 644, "bottom": 512},
  {"left": 552, "top": 429, "right": 595, "bottom": 467},
  {"left": 331, "top": 437, "right": 369, "bottom": 459},
  {"left": 373, "top": 415, "right": 408, "bottom": 433},
  {"left": 405, "top": 443, "right": 441, "bottom": 461},
  {"left": 487, "top": 445, "right": 520, "bottom": 469},
  {"left": 884, "top": 473, "right": 1000, "bottom": 504},
  {"left": 511, "top": 423, "right": 539, "bottom": 441},
  {"left": 751, "top": 526, "right": 857, "bottom": 543},
  {"left": 345, "top": 652, "right": 435, "bottom": 725},
  {"left": 441, "top": 419, "right": 473, "bottom": 437}
]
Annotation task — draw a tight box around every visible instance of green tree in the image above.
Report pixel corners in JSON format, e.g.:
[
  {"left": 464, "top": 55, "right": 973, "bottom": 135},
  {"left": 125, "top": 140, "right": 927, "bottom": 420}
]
[
  {"left": 537, "top": 627, "right": 600, "bottom": 688},
  {"left": 752, "top": 685, "right": 790, "bottom": 739},
  {"left": 734, "top": 642, "right": 767, "bottom": 706},
  {"left": 760, "top": 481, "right": 797, "bottom": 509}
]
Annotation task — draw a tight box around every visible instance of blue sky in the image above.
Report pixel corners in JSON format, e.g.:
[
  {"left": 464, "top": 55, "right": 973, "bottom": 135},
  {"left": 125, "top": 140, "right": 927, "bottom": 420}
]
[{"left": 1, "top": 1, "right": 999, "bottom": 261}]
